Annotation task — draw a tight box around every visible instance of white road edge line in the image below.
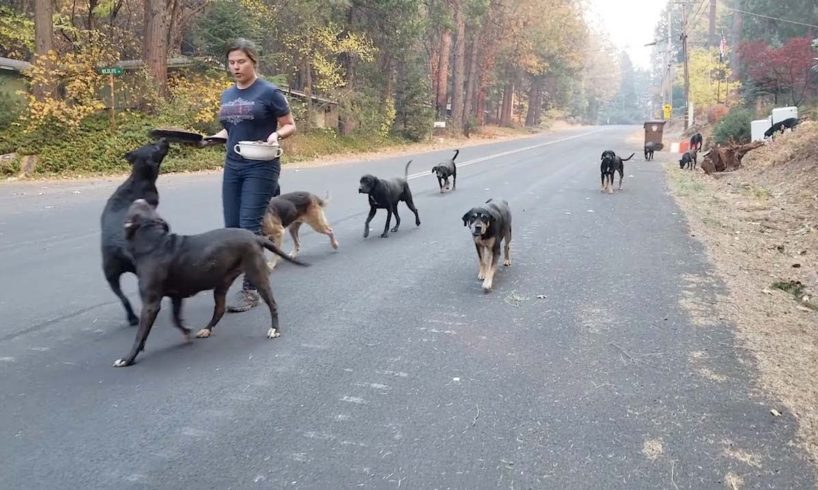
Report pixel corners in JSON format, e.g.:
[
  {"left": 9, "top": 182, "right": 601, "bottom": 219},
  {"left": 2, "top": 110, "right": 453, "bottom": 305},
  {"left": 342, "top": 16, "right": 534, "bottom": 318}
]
[{"left": 405, "top": 128, "right": 607, "bottom": 180}]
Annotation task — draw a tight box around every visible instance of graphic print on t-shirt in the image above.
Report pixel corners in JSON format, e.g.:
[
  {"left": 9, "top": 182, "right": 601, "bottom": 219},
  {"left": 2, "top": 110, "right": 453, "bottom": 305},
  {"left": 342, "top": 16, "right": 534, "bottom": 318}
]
[{"left": 219, "top": 97, "right": 256, "bottom": 125}]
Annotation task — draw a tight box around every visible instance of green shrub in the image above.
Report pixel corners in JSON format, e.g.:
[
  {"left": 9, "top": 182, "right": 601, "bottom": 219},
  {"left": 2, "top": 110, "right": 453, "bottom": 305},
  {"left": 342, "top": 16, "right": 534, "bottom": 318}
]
[{"left": 712, "top": 107, "right": 752, "bottom": 145}]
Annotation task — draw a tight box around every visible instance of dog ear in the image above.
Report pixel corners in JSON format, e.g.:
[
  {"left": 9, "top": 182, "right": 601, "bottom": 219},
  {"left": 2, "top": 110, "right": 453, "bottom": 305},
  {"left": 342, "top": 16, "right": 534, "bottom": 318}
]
[
  {"left": 600, "top": 152, "right": 606, "bottom": 160},
  {"left": 462, "top": 212, "right": 471, "bottom": 227},
  {"left": 124, "top": 151, "right": 137, "bottom": 165}
]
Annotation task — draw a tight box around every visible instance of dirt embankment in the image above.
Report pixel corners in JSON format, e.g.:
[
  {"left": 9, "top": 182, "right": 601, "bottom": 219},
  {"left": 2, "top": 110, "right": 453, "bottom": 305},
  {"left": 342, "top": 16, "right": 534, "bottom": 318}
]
[{"left": 667, "top": 121, "right": 818, "bottom": 462}]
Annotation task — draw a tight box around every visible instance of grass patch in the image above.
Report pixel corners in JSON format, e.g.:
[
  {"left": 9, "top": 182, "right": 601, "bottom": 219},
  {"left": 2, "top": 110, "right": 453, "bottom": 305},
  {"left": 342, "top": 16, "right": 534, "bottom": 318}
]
[{"left": 771, "top": 280, "right": 818, "bottom": 310}]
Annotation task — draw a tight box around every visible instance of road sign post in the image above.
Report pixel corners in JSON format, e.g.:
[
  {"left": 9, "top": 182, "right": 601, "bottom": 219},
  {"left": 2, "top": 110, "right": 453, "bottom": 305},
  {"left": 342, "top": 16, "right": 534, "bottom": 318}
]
[{"left": 98, "top": 67, "right": 124, "bottom": 129}]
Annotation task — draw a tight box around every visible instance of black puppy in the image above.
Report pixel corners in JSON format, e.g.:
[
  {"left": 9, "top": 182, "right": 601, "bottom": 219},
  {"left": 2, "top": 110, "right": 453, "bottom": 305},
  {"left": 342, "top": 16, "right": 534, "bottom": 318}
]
[
  {"left": 600, "top": 150, "right": 634, "bottom": 193},
  {"left": 689, "top": 132, "right": 703, "bottom": 151},
  {"left": 359, "top": 160, "right": 421, "bottom": 238},
  {"left": 644, "top": 142, "right": 657, "bottom": 161},
  {"left": 112, "top": 199, "right": 308, "bottom": 367},
  {"left": 100, "top": 139, "right": 170, "bottom": 326},
  {"left": 679, "top": 149, "right": 697, "bottom": 170},
  {"left": 431, "top": 149, "right": 459, "bottom": 193},
  {"left": 462, "top": 199, "right": 512, "bottom": 293},
  {"left": 764, "top": 117, "right": 800, "bottom": 138}
]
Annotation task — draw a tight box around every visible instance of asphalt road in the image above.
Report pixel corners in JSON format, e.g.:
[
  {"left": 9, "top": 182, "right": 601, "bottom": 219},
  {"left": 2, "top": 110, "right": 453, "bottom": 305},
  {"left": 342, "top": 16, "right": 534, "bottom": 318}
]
[{"left": 0, "top": 126, "right": 813, "bottom": 489}]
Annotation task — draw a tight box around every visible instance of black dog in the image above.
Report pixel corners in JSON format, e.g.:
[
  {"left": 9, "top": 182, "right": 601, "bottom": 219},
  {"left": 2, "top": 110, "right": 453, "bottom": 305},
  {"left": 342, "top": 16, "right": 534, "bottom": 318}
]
[
  {"left": 600, "top": 150, "right": 634, "bottom": 193},
  {"left": 112, "top": 199, "right": 308, "bottom": 367},
  {"left": 358, "top": 160, "right": 421, "bottom": 238},
  {"left": 764, "top": 117, "right": 800, "bottom": 138},
  {"left": 100, "top": 139, "right": 170, "bottom": 326},
  {"left": 644, "top": 142, "right": 657, "bottom": 161},
  {"left": 689, "top": 132, "right": 703, "bottom": 151},
  {"left": 431, "top": 149, "right": 459, "bottom": 193},
  {"left": 462, "top": 199, "right": 512, "bottom": 293},
  {"left": 679, "top": 149, "right": 697, "bottom": 170}
]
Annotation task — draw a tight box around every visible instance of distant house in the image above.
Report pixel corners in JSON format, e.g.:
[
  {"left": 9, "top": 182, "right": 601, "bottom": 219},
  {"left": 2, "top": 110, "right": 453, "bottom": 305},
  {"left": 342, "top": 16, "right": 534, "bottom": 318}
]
[
  {"left": 0, "top": 57, "right": 31, "bottom": 100},
  {"left": 282, "top": 88, "right": 339, "bottom": 130},
  {"left": 0, "top": 56, "right": 339, "bottom": 129}
]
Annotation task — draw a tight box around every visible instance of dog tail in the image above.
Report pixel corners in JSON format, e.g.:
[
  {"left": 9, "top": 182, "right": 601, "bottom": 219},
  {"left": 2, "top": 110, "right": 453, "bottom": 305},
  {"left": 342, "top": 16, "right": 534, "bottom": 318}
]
[
  {"left": 404, "top": 159, "right": 413, "bottom": 179},
  {"left": 621, "top": 153, "right": 635, "bottom": 161},
  {"left": 316, "top": 191, "right": 331, "bottom": 207},
  {"left": 257, "top": 237, "right": 310, "bottom": 267},
  {"left": 452, "top": 149, "right": 460, "bottom": 162}
]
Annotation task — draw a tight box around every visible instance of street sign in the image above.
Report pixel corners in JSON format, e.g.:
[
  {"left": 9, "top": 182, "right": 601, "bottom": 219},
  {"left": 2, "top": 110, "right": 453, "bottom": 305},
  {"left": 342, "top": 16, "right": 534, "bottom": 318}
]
[
  {"left": 662, "top": 103, "right": 672, "bottom": 121},
  {"left": 99, "top": 66, "right": 124, "bottom": 76}
]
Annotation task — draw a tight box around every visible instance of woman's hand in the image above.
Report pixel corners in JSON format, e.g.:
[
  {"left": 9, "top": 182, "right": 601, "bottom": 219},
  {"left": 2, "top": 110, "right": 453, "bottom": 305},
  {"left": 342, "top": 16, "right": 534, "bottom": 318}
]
[{"left": 266, "top": 131, "right": 280, "bottom": 145}]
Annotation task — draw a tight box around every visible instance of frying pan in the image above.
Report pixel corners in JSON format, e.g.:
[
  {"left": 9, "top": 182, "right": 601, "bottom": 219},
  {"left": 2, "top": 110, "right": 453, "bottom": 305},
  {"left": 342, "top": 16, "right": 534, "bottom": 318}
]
[{"left": 148, "top": 128, "right": 228, "bottom": 146}]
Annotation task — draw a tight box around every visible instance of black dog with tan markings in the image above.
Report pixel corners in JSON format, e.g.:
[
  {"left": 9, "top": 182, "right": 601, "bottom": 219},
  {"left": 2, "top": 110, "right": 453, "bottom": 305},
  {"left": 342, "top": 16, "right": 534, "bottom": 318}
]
[
  {"left": 600, "top": 150, "right": 634, "bottom": 193},
  {"left": 358, "top": 160, "right": 421, "bottom": 238},
  {"left": 112, "top": 199, "right": 307, "bottom": 367},
  {"left": 100, "top": 139, "right": 170, "bottom": 326},
  {"left": 261, "top": 191, "right": 338, "bottom": 270},
  {"left": 462, "top": 199, "right": 512, "bottom": 293}
]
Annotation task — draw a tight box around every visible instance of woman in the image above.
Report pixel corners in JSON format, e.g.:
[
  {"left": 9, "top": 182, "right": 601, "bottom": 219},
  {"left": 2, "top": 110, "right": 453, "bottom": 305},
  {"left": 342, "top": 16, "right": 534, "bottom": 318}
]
[{"left": 206, "top": 38, "right": 296, "bottom": 312}]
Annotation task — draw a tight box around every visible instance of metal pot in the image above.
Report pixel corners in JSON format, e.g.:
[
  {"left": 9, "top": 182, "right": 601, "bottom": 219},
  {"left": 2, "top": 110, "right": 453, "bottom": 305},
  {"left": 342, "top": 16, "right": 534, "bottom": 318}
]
[{"left": 234, "top": 141, "right": 284, "bottom": 161}]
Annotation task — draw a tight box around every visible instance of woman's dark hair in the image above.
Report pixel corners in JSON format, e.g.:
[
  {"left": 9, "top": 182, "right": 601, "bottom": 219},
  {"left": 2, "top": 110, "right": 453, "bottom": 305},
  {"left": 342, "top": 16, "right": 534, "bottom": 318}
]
[{"left": 226, "top": 38, "right": 259, "bottom": 66}]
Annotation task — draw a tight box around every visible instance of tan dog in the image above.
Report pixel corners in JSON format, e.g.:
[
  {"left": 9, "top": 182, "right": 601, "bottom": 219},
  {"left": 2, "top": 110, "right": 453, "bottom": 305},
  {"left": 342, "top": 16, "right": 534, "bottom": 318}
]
[
  {"left": 261, "top": 191, "right": 338, "bottom": 269},
  {"left": 461, "top": 199, "right": 512, "bottom": 293}
]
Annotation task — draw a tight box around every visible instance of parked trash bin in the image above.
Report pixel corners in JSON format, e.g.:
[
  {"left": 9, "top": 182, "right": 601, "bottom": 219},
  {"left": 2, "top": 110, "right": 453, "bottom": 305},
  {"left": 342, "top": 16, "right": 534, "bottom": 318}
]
[{"left": 644, "top": 120, "right": 666, "bottom": 151}]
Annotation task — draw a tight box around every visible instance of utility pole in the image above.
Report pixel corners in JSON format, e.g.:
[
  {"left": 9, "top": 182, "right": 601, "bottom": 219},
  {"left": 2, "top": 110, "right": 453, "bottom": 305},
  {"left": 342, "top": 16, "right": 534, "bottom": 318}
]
[
  {"left": 708, "top": 0, "right": 717, "bottom": 47},
  {"left": 667, "top": 6, "right": 672, "bottom": 110},
  {"left": 681, "top": 1, "right": 690, "bottom": 130}
]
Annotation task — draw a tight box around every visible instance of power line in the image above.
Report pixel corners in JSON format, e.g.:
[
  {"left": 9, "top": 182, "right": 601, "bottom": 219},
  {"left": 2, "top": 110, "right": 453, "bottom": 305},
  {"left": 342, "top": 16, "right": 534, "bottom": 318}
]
[
  {"left": 719, "top": 3, "right": 818, "bottom": 29},
  {"left": 690, "top": 0, "right": 708, "bottom": 27}
]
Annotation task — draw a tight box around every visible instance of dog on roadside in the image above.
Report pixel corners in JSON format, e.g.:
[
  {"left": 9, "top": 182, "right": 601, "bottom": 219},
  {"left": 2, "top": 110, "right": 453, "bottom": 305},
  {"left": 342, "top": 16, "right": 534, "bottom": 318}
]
[
  {"left": 462, "top": 199, "right": 512, "bottom": 293},
  {"left": 689, "top": 132, "right": 703, "bottom": 151},
  {"left": 261, "top": 191, "right": 338, "bottom": 270},
  {"left": 431, "top": 149, "right": 459, "bottom": 193},
  {"left": 112, "top": 199, "right": 308, "bottom": 367},
  {"left": 358, "top": 160, "right": 421, "bottom": 238},
  {"left": 764, "top": 117, "right": 800, "bottom": 138},
  {"left": 679, "top": 149, "right": 698, "bottom": 170},
  {"left": 100, "top": 139, "right": 170, "bottom": 326},
  {"left": 644, "top": 142, "right": 657, "bottom": 161},
  {"left": 600, "top": 150, "right": 634, "bottom": 193}
]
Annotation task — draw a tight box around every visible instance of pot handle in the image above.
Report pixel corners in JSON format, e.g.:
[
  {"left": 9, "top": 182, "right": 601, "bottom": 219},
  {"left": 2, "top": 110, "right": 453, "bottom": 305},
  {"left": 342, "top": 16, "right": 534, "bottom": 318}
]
[
  {"left": 234, "top": 144, "right": 242, "bottom": 155},
  {"left": 273, "top": 146, "right": 284, "bottom": 158}
]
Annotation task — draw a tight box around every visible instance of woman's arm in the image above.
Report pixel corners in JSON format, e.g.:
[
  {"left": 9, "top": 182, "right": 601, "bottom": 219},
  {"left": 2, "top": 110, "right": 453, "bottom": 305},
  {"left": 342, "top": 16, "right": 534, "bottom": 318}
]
[{"left": 267, "top": 113, "right": 296, "bottom": 144}]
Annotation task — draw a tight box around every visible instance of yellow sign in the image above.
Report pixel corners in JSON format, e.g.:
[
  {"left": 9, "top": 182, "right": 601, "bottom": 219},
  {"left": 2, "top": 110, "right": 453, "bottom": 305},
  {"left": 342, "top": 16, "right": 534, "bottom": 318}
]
[{"left": 663, "top": 103, "right": 672, "bottom": 120}]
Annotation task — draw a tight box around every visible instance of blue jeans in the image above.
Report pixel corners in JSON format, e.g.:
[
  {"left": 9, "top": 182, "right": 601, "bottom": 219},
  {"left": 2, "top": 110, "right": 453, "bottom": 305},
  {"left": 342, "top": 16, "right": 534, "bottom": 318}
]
[{"left": 222, "top": 159, "right": 281, "bottom": 290}]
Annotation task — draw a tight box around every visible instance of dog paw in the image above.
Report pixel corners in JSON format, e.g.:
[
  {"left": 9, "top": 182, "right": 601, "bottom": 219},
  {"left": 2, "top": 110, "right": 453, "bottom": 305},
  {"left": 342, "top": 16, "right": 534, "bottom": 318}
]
[
  {"left": 113, "top": 358, "right": 131, "bottom": 368},
  {"left": 478, "top": 273, "right": 485, "bottom": 280},
  {"left": 390, "top": 227, "right": 399, "bottom": 233},
  {"left": 331, "top": 239, "right": 339, "bottom": 249},
  {"left": 503, "top": 260, "right": 511, "bottom": 267},
  {"left": 380, "top": 233, "right": 389, "bottom": 238},
  {"left": 481, "top": 283, "right": 492, "bottom": 293},
  {"left": 195, "top": 328, "right": 212, "bottom": 338},
  {"left": 128, "top": 315, "right": 139, "bottom": 326},
  {"left": 267, "top": 328, "right": 280, "bottom": 339}
]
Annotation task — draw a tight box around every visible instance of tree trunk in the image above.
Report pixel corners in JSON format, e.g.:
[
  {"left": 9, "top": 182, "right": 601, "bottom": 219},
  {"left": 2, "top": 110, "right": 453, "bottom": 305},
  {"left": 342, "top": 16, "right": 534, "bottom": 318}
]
[
  {"left": 525, "top": 76, "right": 544, "bottom": 127},
  {"left": 500, "top": 79, "right": 514, "bottom": 127},
  {"left": 701, "top": 142, "right": 763, "bottom": 174},
  {"left": 143, "top": 0, "right": 173, "bottom": 98},
  {"left": 462, "top": 27, "right": 479, "bottom": 129},
  {"left": 33, "top": 0, "right": 54, "bottom": 98},
  {"left": 449, "top": 0, "right": 466, "bottom": 133},
  {"left": 339, "top": 6, "right": 360, "bottom": 135},
  {"left": 435, "top": 28, "right": 452, "bottom": 119}
]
